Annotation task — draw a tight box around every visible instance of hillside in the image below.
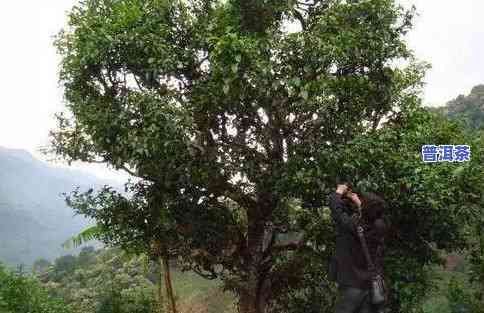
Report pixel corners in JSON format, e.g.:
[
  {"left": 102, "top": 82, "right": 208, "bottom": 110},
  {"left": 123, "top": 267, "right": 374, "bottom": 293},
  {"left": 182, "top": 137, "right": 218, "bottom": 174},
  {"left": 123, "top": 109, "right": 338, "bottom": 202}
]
[
  {"left": 35, "top": 247, "right": 236, "bottom": 313},
  {"left": 430, "top": 84, "right": 484, "bottom": 129},
  {"left": 0, "top": 147, "right": 114, "bottom": 266}
]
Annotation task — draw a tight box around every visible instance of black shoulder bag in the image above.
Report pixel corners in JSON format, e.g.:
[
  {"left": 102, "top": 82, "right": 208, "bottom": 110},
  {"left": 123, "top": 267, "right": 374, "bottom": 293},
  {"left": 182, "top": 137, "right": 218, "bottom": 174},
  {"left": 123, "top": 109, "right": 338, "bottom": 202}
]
[{"left": 356, "top": 225, "right": 387, "bottom": 305}]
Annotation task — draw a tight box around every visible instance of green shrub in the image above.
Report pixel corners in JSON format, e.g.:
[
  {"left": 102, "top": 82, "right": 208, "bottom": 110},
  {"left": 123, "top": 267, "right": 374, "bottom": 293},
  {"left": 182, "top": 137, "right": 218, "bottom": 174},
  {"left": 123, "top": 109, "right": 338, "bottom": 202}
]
[
  {"left": 0, "top": 263, "right": 72, "bottom": 313},
  {"left": 446, "top": 276, "right": 484, "bottom": 313}
]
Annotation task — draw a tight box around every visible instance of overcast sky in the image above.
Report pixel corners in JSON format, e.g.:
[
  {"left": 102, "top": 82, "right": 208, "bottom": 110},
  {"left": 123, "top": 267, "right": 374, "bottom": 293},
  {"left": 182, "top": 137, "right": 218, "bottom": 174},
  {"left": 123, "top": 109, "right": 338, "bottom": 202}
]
[{"left": 0, "top": 0, "right": 482, "bottom": 180}]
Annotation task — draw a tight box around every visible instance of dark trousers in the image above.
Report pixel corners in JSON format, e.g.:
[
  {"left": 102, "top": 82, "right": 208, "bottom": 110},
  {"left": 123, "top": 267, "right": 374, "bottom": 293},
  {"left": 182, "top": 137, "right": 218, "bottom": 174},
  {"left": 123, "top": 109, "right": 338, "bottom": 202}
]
[{"left": 334, "top": 285, "right": 384, "bottom": 313}]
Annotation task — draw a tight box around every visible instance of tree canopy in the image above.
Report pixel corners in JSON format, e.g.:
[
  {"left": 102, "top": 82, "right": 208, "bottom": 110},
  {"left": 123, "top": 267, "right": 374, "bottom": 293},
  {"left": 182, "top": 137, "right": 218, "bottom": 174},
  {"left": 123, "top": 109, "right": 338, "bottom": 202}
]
[{"left": 50, "top": 1, "right": 483, "bottom": 312}]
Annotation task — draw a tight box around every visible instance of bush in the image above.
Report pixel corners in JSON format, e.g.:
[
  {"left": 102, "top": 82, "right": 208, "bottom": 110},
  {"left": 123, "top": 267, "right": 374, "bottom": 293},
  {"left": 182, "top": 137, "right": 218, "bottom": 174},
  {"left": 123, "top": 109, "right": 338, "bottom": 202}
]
[
  {"left": 0, "top": 263, "right": 72, "bottom": 313},
  {"left": 446, "top": 276, "right": 483, "bottom": 313}
]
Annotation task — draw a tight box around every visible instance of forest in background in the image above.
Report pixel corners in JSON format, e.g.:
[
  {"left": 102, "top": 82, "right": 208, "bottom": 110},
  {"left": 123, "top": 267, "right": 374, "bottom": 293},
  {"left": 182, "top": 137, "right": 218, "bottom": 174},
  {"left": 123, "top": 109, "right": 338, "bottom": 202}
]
[{"left": 431, "top": 84, "right": 484, "bottom": 130}]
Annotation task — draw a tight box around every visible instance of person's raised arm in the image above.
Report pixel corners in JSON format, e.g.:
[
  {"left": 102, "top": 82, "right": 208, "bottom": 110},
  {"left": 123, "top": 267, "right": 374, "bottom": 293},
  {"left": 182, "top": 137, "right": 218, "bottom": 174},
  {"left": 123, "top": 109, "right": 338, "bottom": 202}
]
[{"left": 328, "top": 184, "right": 360, "bottom": 235}]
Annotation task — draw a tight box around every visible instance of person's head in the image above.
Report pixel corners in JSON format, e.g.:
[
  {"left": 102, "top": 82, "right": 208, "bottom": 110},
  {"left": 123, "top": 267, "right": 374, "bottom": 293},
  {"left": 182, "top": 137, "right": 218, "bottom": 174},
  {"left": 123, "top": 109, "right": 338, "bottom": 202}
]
[
  {"left": 335, "top": 175, "right": 353, "bottom": 189},
  {"left": 360, "top": 192, "right": 386, "bottom": 223},
  {"left": 336, "top": 181, "right": 359, "bottom": 211}
]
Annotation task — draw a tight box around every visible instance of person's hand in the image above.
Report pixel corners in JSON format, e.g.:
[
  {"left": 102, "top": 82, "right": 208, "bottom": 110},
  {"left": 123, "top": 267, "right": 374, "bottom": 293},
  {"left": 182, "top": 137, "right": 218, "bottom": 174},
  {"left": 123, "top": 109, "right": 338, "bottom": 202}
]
[
  {"left": 336, "top": 184, "right": 349, "bottom": 195},
  {"left": 346, "top": 191, "right": 362, "bottom": 208}
]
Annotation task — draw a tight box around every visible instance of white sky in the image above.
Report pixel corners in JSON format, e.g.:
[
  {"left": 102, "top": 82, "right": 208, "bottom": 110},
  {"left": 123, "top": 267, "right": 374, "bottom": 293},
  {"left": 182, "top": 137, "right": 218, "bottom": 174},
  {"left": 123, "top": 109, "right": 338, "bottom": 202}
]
[{"left": 0, "top": 0, "right": 483, "bottom": 180}]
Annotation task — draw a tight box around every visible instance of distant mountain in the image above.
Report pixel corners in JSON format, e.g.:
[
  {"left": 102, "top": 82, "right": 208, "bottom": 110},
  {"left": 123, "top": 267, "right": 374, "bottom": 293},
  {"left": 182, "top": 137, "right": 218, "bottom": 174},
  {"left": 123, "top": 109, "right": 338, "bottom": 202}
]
[
  {"left": 0, "top": 147, "right": 115, "bottom": 266},
  {"left": 430, "top": 84, "right": 484, "bottom": 130}
]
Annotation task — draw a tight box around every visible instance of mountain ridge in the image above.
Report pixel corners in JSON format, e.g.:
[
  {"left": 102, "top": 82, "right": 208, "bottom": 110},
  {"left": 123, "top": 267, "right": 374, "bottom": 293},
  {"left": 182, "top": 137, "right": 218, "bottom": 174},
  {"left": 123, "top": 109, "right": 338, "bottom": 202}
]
[
  {"left": 429, "top": 84, "right": 484, "bottom": 130},
  {"left": 0, "top": 146, "right": 117, "bottom": 266}
]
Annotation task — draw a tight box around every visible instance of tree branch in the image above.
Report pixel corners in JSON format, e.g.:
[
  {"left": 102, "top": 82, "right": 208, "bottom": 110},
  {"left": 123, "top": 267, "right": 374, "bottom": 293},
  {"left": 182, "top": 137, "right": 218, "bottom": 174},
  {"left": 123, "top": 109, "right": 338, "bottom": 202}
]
[{"left": 293, "top": 9, "right": 307, "bottom": 31}]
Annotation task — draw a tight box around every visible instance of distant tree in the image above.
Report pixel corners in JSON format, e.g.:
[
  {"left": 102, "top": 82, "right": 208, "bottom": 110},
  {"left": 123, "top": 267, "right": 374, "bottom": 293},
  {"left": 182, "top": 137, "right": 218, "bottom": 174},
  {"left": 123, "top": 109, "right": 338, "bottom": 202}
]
[
  {"left": 64, "top": 182, "right": 181, "bottom": 313},
  {"left": 50, "top": 0, "right": 481, "bottom": 312},
  {"left": 78, "top": 246, "right": 96, "bottom": 268},
  {"left": 54, "top": 255, "right": 77, "bottom": 279},
  {"left": 33, "top": 258, "right": 52, "bottom": 274},
  {"left": 431, "top": 84, "right": 484, "bottom": 130}
]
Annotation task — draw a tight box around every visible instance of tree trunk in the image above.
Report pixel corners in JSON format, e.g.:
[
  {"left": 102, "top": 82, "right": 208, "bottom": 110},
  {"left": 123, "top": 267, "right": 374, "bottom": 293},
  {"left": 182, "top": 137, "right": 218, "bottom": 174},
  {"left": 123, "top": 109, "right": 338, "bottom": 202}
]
[
  {"left": 162, "top": 255, "right": 178, "bottom": 313},
  {"left": 238, "top": 217, "right": 270, "bottom": 313},
  {"left": 238, "top": 273, "right": 269, "bottom": 313},
  {"left": 239, "top": 289, "right": 258, "bottom": 313},
  {"left": 157, "top": 256, "right": 164, "bottom": 313}
]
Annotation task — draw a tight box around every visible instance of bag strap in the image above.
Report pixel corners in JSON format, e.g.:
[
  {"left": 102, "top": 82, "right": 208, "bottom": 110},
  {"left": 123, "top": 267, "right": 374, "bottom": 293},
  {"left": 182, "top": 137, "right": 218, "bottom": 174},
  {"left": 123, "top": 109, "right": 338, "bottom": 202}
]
[{"left": 356, "top": 225, "right": 376, "bottom": 272}]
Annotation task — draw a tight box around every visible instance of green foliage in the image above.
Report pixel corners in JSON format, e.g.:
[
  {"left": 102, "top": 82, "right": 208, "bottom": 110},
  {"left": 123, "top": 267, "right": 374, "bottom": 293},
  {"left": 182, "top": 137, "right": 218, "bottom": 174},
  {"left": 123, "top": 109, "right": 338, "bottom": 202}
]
[
  {"left": 429, "top": 91, "right": 484, "bottom": 313},
  {"left": 50, "top": 0, "right": 481, "bottom": 312},
  {"left": 447, "top": 277, "right": 474, "bottom": 313},
  {"left": 64, "top": 182, "right": 181, "bottom": 257},
  {"left": 42, "top": 248, "right": 157, "bottom": 313},
  {"left": 463, "top": 129, "right": 484, "bottom": 312},
  {"left": 38, "top": 247, "right": 236, "bottom": 313},
  {"left": 62, "top": 226, "right": 103, "bottom": 250},
  {"left": 431, "top": 84, "right": 484, "bottom": 130},
  {"left": 420, "top": 264, "right": 484, "bottom": 313},
  {"left": 421, "top": 265, "right": 462, "bottom": 313},
  {"left": 77, "top": 246, "right": 97, "bottom": 268},
  {"left": 54, "top": 255, "right": 77, "bottom": 275},
  {"left": 33, "top": 258, "right": 52, "bottom": 274},
  {"left": 0, "top": 263, "right": 72, "bottom": 313},
  {"left": 276, "top": 107, "right": 484, "bottom": 313}
]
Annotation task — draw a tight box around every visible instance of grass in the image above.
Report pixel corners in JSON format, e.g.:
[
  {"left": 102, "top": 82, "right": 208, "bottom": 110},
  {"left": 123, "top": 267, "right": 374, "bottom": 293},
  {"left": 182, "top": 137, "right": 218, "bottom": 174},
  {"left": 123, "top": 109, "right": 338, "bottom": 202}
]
[
  {"left": 163, "top": 259, "right": 475, "bottom": 313},
  {"left": 168, "top": 270, "right": 237, "bottom": 313},
  {"left": 422, "top": 265, "right": 470, "bottom": 313}
]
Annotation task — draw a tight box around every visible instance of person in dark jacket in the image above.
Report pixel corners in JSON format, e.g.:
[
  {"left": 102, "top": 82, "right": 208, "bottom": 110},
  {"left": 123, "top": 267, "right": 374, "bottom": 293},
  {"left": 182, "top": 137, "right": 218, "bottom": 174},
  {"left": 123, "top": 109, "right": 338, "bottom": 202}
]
[{"left": 328, "top": 183, "right": 388, "bottom": 313}]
